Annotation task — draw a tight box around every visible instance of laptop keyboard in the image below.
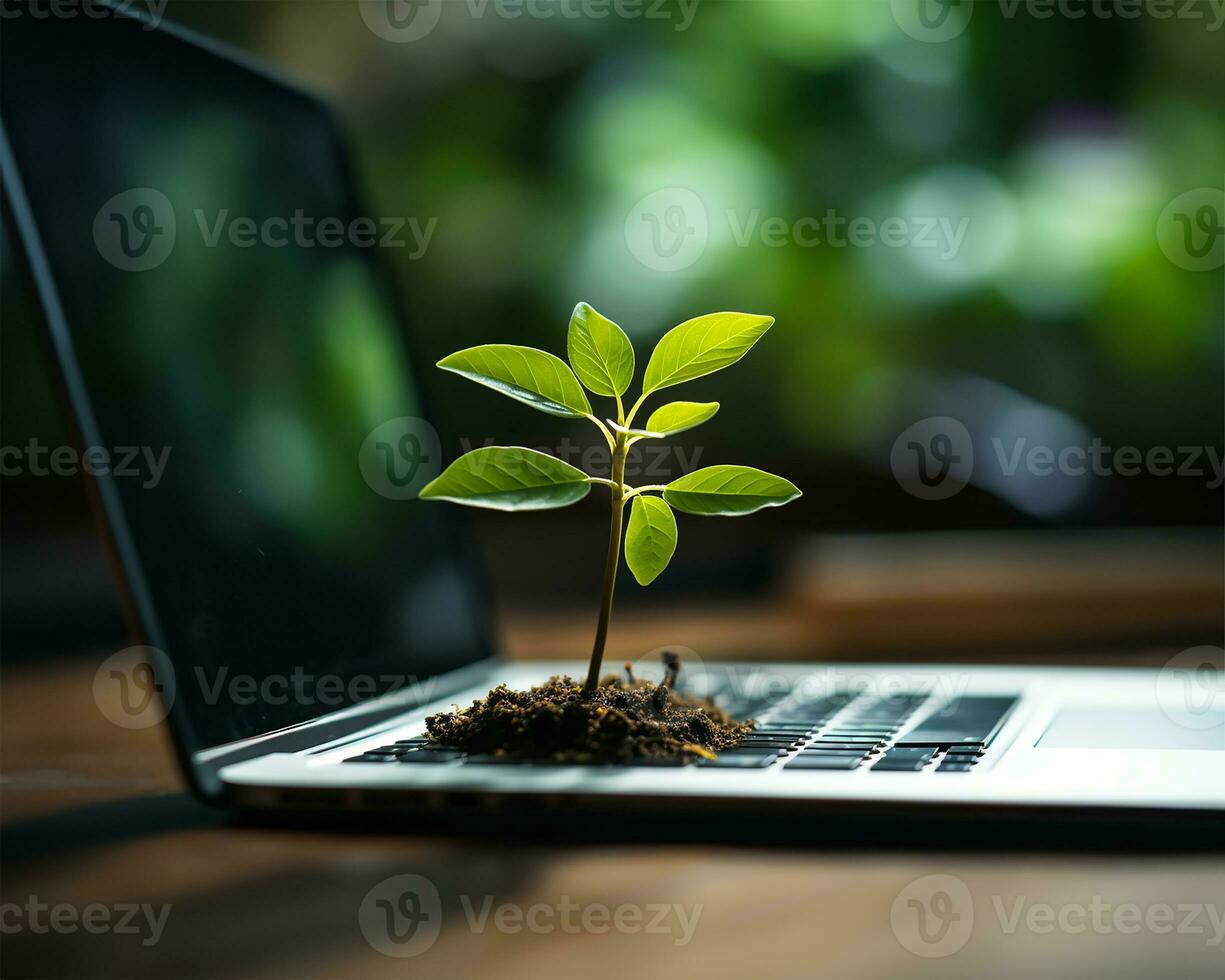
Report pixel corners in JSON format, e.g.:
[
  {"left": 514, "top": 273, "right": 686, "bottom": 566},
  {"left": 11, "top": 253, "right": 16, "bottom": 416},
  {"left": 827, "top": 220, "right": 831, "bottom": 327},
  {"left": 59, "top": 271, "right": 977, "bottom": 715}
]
[{"left": 341, "top": 686, "right": 1017, "bottom": 773}]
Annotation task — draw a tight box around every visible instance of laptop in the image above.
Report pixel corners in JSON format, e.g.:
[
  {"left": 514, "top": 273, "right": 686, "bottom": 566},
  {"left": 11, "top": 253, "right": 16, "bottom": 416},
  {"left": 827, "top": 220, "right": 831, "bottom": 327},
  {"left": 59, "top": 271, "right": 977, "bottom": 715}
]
[{"left": 3, "top": 8, "right": 1221, "bottom": 830}]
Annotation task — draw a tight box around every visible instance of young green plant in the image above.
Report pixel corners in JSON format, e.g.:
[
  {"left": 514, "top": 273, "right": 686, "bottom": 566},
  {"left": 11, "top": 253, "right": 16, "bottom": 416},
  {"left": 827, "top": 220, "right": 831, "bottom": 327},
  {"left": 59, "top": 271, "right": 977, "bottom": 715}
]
[{"left": 420, "top": 304, "right": 801, "bottom": 691}]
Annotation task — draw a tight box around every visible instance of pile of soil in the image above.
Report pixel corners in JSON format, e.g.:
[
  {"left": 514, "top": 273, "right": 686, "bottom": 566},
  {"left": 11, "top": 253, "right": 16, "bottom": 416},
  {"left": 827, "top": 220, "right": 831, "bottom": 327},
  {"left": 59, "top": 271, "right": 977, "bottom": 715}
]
[{"left": 425, "top": 656, "right": 750, "bottom": 764}]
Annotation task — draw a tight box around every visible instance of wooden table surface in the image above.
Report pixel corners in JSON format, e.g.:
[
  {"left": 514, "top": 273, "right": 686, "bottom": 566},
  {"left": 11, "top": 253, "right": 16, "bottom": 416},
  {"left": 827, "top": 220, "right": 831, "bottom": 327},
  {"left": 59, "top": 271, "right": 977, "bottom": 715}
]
[{"left": 2, "top": 636, "right": 1222, "bottom": 980}]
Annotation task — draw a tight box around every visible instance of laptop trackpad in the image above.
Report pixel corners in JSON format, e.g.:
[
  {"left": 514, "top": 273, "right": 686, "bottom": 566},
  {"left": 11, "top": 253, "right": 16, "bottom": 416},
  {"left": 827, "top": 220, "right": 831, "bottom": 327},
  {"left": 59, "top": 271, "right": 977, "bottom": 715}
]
[{"left": 1038, "top": 707, "right": 1225, "bottom": 750}]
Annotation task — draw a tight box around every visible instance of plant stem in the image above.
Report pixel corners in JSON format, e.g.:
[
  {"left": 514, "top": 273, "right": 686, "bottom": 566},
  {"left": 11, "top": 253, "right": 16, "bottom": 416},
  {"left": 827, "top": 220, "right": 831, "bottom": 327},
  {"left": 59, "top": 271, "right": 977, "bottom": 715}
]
[{"left": 585, "top": 434, "right": 626, "bottom": 690}]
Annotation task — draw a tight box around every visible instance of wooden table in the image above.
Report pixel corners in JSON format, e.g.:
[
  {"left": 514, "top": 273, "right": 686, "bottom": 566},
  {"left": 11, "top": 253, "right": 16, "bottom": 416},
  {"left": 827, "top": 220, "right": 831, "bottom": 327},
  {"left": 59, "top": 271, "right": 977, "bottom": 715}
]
[{"left": 3, "top": 636, "right": 1222, "bottom": 980}]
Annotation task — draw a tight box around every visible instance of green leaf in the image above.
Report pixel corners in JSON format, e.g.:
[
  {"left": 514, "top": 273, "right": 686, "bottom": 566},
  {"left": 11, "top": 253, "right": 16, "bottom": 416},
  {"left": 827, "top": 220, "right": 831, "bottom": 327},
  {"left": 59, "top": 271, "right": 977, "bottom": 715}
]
[
  {"left": 645, "top": 401, "right": 720, "bottom": 437},
  {"left": 664, "top": 465, "right": 801, "bottom": 517},
  {"left": 420, "top": 447, "right": 592, "bottom": 511},
  {"left": 438, "top": 345, "right": 592, "bottom": 418},
  {"left": 642, "top": 312, "right": 774, "bottom": 395},
  {"left": 567, "top": 302, "right": 635, "bottom": 398},
  {"left": 624, "top": 495, "right": 678, "bottom": 586}
]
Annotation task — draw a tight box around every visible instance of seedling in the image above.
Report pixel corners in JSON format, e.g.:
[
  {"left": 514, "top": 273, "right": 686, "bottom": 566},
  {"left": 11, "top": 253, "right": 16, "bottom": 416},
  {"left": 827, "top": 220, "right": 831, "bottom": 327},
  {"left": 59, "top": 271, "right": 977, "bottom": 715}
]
[{"left": 421, "top": 303, "right": 801, "bottom": 695}]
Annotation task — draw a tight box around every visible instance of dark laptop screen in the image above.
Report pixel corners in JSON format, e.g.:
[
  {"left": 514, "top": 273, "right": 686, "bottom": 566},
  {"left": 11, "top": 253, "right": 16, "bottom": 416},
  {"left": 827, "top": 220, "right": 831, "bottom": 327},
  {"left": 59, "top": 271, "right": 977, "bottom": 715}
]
[{"left": 1, "top": 11, "right": 492, "bottom": 747}]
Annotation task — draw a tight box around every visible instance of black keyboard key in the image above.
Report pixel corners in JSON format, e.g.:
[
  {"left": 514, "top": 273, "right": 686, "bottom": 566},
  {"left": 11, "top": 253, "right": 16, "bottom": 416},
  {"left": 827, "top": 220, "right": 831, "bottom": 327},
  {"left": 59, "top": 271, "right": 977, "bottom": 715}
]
[
  {"left": 740, "top": 730, "right": 801, "bottom": 738},
  {"left": 754, "top": 725, "right": 815, "bottom": 733},
  {"left": 871, "top": 747, "right": 936, "bottom": 771},
  {"left": 786, "top": 754, "right": 865, "bottom": 770},
  {"left": 936, "top": 762, "right": 975, "bottom": 772},
  {"left": 747, "top": 729, "right": 809, "bottom": 737},
  {"left": 398, "top": 750, "right": 464, "bottom": 763},
  {"left": 764, "top": 694, "right": 851, "bottom": 722},
  {"left": 345, "top": 754, "right": 401, "bottom": 763},
  {"left": 806, "top": 741, "right": 882, "bottom": 751},
  {"left": 793, "top": 749, "right": 872, "bottom": 759},
  {"left": 813, "top": 735, "right": 882, "bottom": 743},
  {"left": 823, "top": 725, "right": 901, "bottom": 735},
  {"left": 896, "top": 697, "right": 1017, "bottom": 748}
]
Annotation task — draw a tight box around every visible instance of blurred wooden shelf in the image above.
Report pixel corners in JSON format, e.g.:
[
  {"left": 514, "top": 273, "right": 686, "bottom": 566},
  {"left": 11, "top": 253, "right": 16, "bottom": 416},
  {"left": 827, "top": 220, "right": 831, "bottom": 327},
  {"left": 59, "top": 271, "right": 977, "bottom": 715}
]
[
  {"left": 502, "top": 528, "right": 1222, "bottom": 663},
  {"left": 786, "top": 528, "right": 1223, "bottom": 657}
]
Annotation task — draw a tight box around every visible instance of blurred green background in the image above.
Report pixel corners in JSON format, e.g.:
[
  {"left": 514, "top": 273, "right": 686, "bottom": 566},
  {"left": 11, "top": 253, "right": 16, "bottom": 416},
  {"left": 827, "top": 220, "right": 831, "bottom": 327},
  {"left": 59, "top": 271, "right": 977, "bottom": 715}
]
[
  {"left": 3, "top": 0, "right": 1222, "bottom": 644},
  {"left": 158, "top": 0, "right": 1222, "bottom": 520}
]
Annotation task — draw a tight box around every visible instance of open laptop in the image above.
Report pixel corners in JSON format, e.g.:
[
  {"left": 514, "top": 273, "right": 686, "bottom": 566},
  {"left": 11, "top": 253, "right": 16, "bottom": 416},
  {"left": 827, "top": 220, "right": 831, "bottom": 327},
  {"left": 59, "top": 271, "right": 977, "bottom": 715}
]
[{"left": 3, "top": 8, "right": 1221, "bottom": 829}]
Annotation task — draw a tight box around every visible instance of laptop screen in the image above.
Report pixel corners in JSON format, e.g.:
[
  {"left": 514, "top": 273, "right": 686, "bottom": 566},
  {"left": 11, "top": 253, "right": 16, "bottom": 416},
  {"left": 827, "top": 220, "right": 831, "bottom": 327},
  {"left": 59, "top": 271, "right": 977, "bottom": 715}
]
[{"left": 1, "top": 11, "right": 492, "bottom": 748}]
